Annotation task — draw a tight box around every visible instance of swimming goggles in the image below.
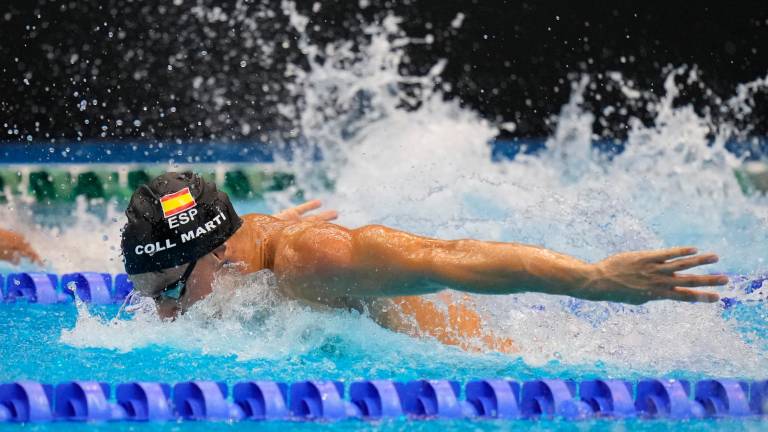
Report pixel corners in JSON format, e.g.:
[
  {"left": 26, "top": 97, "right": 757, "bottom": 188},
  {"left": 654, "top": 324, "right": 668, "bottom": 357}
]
[{"left": 155, "top": 260, "right": 198, "bottom": 301}]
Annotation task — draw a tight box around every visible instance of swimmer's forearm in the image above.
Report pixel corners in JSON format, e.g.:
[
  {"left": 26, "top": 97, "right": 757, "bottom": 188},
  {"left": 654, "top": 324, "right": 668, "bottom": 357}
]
[
  {"left": 414, "top": 240, "right": 596, "bottom": 297},
  {"left": 366, "top": 233, "right": 725, "bottom": 303},
  {"left": 278, "top": 223, "right": 724, "bottom": 304},
  {"left": 350, "top": 226, "right": 595, "bottom": 298}
]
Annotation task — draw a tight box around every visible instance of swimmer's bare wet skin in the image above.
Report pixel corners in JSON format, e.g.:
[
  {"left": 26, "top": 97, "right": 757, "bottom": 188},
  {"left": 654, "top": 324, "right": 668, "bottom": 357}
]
[{"left": 117, "top": 173, "right": 728, "bottom": 353}]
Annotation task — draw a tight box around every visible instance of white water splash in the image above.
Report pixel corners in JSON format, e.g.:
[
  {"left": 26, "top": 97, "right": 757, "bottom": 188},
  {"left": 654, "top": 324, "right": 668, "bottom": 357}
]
[
  {"left": 61, "top": 268, "right": 453, "bottom": 366},
  {"left": 44, "top": 1, "right": 768, "bottom": 376},
  {"left": 270, "top": 3, "right": 768, "bottom": 375},
  {"left": 0, "top": 198, "right": 124, "bottom": 274}
]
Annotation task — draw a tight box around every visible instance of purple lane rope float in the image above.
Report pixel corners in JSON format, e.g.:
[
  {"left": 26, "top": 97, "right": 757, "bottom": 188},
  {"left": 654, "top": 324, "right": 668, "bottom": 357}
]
[
  {"left": 0, "top": 379, "right": 766, "bottom": 422},
  {"left": 1, "top": 272, "right": 766, "bottom": 422},
  {"left": 0, "top": 271, "right": 760, "bottom": 308},
  {"left": 0, "top": 272, "right": 133, "bottom": 304}
]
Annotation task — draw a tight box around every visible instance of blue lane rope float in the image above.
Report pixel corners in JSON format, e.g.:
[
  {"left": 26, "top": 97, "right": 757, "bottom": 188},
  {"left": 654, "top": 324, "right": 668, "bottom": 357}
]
[
  {"left": 0, "top": 272, "right": 134, "bottom": 304},
  {"left": 1, "top": 272, "right": 762, "bottom": 306},
  {"left": 0, "top": 272, "right": 766, "bottom": 422},
  {"left": 0, "top": 379, "right": 766, "bottom": 422}
]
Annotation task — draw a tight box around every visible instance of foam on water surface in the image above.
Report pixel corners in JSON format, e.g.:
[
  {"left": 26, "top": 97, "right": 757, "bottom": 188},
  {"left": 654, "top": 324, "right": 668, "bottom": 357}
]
[{"left": 0, "top": 1, "right": 766, "bottom": 381}]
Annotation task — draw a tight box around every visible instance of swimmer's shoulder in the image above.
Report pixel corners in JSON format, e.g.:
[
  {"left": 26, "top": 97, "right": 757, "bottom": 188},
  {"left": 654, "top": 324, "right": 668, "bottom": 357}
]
[
  {"left": 240, "top": 213, "right": 281, "bottom": 227},
  {"left": 228, "top": 213, "right": 289, "bottom": 272}
]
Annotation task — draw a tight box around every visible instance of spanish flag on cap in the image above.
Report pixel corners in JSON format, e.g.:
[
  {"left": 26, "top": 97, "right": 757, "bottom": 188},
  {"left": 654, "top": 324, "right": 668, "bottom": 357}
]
[{"left": 160, "top": 187, "right": 197, "bottom": 218}]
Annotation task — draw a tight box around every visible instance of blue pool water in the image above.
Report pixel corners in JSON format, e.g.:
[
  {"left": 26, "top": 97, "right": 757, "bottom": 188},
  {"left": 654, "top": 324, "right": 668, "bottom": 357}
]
[
  {"left": 0, "top": 192, "right": 767, "bottom": 430},
  {"left": 1, "top": 301, "right": 766, "bottom": 430},
  {"left": 1, "top": 6, "right": 767, "bottom": 428}
]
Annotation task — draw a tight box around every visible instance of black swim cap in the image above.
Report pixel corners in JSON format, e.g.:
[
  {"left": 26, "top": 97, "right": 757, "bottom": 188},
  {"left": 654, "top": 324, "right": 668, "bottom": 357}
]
[{"left": 121, "top": 172, "right": 242, "bottom": 274}]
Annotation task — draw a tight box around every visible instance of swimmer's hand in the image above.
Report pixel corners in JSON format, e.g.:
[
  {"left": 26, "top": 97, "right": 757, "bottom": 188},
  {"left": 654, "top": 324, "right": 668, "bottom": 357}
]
[
  {"left": 587, "top": 247, "right": 728, "bottom": 304},
  {"left": 273, "top": 199, "right": 338, "bottom": 222},
  {"left": 0, "top": 228, "right": 43, "bottom": 265}
]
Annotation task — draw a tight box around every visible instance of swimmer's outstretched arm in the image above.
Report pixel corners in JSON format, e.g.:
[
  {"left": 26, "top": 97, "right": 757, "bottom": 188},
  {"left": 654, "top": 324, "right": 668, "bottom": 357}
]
[
  {"left": 271, "top": 222, "right": 728, "bottom": 305},
  {"left": 0, "top": 228, "right": 42, "bottom": 265}
]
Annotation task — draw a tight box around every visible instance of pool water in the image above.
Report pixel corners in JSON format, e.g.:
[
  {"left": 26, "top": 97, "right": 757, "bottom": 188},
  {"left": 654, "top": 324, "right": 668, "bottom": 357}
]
[
  {"left": 1, "top": 4, "right": 768, "bottom": 429},
  {"left": 0, "top": 293, "right": 766, "bottom": 430},
  {"left": 0, "top": 197, "right": 766, "bottom": 430},
  {"left": 2, "top": 295, "right": 767, "bottom": 430}
]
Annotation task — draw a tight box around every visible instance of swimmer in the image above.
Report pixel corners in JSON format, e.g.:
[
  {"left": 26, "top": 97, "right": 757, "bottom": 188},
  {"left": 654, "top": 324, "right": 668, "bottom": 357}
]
[
  {"left": 121, "top": 172, "right": 729, "bottom": 353},
  {"left": 0, "top": 228, "right": 42, "bottom": 265},
  {"left": 0, "top": 201, "right": 331, "bottom": 266}
]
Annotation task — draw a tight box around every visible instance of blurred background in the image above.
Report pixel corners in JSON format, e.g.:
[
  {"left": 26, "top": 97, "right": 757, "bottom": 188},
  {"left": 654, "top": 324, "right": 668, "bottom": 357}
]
[{"left": 1, "top": 0, "right": 766, "bottom": 144}]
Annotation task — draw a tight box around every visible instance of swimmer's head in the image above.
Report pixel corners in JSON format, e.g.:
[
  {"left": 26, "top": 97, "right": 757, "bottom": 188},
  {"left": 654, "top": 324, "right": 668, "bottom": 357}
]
[{"left": 121, "top": 172, "right": 242, "bottom": 316}]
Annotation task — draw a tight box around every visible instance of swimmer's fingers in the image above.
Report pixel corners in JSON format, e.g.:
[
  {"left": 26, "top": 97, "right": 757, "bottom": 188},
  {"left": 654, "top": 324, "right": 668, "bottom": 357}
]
[
  {"left": 658, "top": 253, "right": 719, "bottom": 273},
  {"left": 272, "top": 209, "right": 297, "bottom": 220},
  {"left": 303, "top": 210, "right": 339, "bottom": 222},
  {"left": 292, "top": 199, "right": 323, "bottom": 215},
  {"left": 20, "top": 249, "right": 44, "bottom": 265},
  {"left": 7, "top": 247, "right": 43, "bottom": 265},
  {"left": 274, "top": 200, "right": 339, "bottom": 222},
  {"left": 273, "top": 200, "right": 322, "bottom": 221},
  {"left": 668, "top": 273, "right": 729, "bottom": 288},
  {"left": 661, "top": 287, "right": 720, "bottom": 303},
  {"left": 642, "top": 246, "right": 699, "bottom": 263}
]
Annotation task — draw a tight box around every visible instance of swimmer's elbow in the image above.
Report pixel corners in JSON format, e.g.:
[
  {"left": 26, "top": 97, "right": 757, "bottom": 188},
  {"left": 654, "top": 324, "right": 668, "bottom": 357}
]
[{"left": 348, "top": 225, "right": 446, "bottom": 295}]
